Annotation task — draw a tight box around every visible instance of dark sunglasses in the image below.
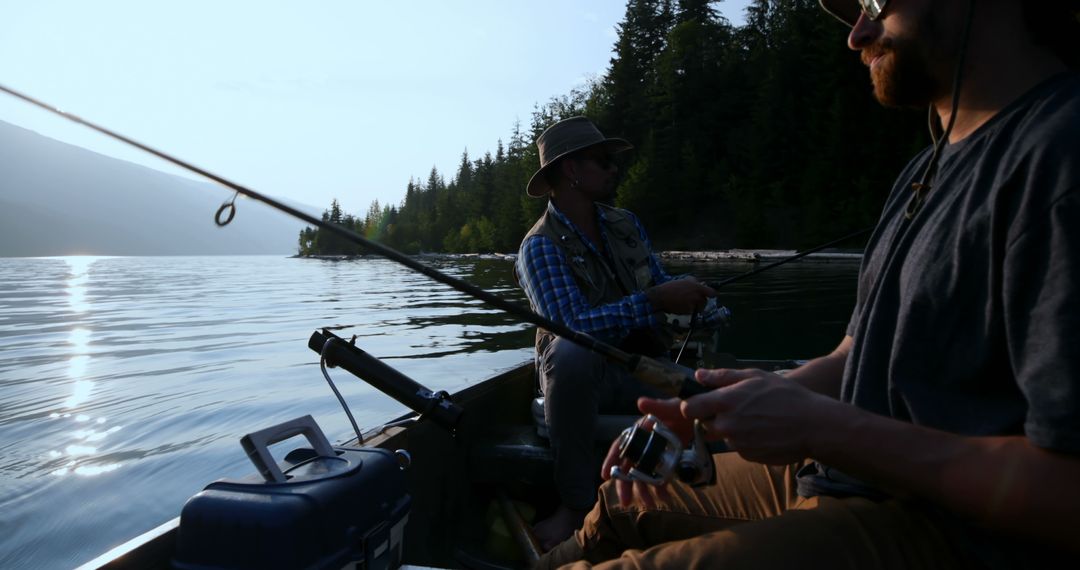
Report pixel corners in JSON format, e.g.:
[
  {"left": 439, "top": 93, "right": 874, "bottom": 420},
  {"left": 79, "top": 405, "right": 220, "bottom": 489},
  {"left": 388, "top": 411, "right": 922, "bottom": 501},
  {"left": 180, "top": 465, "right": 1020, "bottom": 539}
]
[
  {"left": 859, "top": 0, "right": 888, "bottom": 20},
  {"left": 575, "top": 150, "right": 615, "bottom": 170}
]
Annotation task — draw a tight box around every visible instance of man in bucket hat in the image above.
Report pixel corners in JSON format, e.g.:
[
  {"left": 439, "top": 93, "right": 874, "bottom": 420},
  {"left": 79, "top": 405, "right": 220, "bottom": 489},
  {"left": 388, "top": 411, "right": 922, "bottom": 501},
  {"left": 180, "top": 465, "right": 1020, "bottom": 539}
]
[
  {"left": 539, "top": 1, "right": 1080, "bottom": 568},
  {"left": 515, "top": 116, "right": 720, "bottom": 549}
]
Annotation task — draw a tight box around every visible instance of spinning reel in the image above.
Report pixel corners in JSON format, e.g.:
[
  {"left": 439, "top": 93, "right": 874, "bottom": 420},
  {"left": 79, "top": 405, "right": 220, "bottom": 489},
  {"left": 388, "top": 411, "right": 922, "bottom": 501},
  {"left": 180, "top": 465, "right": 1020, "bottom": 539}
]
[{"left": 609, "top": 414, "right": 716, "bottom": 487}]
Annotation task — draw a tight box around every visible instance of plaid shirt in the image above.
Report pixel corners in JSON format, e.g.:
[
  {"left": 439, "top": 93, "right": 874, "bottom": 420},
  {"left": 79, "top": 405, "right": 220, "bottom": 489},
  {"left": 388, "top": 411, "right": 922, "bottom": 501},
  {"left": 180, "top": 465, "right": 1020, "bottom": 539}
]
[{"left": 515, "top": 202, "right": 671, "bottom": 345}]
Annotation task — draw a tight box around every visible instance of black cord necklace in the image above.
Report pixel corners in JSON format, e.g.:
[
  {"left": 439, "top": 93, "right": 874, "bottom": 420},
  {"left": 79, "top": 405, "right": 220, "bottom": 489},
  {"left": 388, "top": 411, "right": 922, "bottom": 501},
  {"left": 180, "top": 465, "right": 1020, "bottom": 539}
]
[{"left": 905, "top": 0, "right": 976, "bottom": 220}]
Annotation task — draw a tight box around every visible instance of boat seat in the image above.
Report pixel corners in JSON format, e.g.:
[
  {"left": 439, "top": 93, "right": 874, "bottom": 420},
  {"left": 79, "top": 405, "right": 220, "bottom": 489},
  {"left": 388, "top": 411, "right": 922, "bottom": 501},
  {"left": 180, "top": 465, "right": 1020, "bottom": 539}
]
[{"left": 531, "top": 397, "right": 640, "bottom": 443}]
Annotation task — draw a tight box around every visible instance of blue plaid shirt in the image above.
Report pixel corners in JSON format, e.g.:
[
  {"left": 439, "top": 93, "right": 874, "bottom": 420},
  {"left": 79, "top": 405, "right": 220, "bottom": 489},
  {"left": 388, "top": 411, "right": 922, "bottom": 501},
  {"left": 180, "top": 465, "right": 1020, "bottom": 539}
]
[{"left": 515, "top": 202, "right": 672, "bottom": 345}]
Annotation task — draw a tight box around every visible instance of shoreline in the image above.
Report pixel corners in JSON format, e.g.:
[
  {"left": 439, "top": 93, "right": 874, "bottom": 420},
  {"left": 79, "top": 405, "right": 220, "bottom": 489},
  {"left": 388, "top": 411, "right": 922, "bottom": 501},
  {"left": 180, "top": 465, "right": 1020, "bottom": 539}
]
[
  {"left": 296, "top": 249, "right": 863, "bottom": 262},
  {"left": 659, "top": 250, "right": 862, "bottom": 262}
]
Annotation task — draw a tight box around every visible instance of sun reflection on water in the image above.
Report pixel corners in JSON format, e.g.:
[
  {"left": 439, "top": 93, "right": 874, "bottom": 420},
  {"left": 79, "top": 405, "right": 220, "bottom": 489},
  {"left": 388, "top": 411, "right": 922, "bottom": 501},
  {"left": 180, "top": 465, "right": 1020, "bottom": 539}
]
[
  {"left": 64, "top": 257, "right": 96, "bottom": 411},
  {"left": 63, "top": 255, "right": 100, "bottom": 314},
  {"left": 48, "top": 256, "right": 126, "bottom": 477}
]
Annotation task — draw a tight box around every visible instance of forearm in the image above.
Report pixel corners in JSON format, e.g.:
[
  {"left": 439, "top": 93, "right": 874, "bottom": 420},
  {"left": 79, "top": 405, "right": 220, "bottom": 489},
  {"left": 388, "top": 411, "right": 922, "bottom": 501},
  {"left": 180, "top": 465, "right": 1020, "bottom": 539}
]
[
  {"left": 809, "top": 402, "right": 1080, "bottom": 551},
  {"left": 563, "top": 293, "right": 656, "bottom": 339},
  {"left": 782, "top": 335, "right": 851, "bottom": 398}
]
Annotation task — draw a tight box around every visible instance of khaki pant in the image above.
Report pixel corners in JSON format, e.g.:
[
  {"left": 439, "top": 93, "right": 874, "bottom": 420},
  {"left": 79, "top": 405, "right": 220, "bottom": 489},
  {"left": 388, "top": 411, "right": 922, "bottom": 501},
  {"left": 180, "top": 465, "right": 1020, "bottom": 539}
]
[{"left": 537, "top": 453, "right": 1028, "bottom": 569}]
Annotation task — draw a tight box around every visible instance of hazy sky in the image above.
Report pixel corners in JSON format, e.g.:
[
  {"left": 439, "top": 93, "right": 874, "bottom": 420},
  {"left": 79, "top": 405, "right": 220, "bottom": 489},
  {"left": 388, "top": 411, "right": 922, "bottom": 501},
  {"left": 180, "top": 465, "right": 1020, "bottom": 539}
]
[{"left": 1, "top": 1, "right": 751, "bottom": 216}]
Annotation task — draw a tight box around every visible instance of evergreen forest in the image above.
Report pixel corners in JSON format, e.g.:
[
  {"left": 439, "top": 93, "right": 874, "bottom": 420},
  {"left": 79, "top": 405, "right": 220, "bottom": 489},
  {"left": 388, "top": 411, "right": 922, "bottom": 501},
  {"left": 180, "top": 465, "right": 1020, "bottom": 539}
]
[{"left": 298, "top": 0, "right": 929, "bottom": 256}]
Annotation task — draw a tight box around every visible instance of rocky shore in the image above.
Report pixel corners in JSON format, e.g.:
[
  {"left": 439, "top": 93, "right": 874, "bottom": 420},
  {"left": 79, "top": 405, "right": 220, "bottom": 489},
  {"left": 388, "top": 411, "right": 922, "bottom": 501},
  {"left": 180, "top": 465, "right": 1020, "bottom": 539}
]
[
  {"left": 659, "top": 249, "right": 862, "bottom": 262},
  {"left": 298, "top": 250, "right": 861, "bottom": 262}
]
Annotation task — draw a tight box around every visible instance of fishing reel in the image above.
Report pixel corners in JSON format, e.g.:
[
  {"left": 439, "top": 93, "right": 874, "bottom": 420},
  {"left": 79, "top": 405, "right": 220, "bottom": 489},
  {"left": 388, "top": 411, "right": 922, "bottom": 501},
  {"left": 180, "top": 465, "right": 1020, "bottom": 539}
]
[
  {"left": 609, "top": 414, "right": 716, "bottom": 487},
  {"left": 699, "top": 298, "right": 733, "bottom": 329},
  {"left": 666, "top": 297, "right": 733, "bottom": 331}
]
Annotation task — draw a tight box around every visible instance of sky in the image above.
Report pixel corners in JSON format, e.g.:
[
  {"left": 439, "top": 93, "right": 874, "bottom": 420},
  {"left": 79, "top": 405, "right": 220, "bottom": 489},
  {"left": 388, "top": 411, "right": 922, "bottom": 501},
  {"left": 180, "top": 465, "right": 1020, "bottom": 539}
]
[{"left": 1, "top": 1, "right": 751, "bottom": 216}]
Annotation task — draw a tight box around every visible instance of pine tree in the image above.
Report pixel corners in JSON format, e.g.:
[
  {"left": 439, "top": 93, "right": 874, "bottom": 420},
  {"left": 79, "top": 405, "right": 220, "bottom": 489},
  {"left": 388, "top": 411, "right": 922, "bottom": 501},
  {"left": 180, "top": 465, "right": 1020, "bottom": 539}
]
[{"left": 328, "top": 0, "right": 926, "bottom": 254}]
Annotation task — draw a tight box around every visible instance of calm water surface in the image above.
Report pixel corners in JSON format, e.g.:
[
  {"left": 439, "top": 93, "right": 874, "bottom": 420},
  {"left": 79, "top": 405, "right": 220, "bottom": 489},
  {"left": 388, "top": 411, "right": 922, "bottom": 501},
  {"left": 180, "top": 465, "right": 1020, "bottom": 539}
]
[{"left": 0, "top": 255, "right": 858, "bottom": 569}]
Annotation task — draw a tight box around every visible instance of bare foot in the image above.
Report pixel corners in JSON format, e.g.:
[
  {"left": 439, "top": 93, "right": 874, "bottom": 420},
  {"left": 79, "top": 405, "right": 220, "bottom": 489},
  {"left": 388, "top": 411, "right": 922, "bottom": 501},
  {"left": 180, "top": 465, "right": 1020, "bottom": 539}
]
[{"left": 533, "top": 505, "right": 589, "bottom": 551}]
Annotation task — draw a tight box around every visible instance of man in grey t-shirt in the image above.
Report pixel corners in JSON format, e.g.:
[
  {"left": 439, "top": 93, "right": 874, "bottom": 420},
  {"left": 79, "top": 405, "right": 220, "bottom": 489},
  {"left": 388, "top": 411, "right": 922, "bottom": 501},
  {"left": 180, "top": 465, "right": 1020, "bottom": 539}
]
[{"left": 539, "top": 1, "right": 1080, "bottom": 568}]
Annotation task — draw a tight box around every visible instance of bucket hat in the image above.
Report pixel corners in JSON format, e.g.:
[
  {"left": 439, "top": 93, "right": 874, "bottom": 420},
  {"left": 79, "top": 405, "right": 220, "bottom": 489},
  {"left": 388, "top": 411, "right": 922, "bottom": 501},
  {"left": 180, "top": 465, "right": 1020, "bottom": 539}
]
[{"left": 526, "top": 116, "right": 633, "bottom": 198}]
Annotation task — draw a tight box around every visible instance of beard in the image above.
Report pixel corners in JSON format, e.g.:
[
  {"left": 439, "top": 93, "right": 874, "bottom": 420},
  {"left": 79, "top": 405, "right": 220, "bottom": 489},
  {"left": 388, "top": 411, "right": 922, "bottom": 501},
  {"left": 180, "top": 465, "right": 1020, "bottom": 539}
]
[
  {"left": 861, "top": 5, "right": 953, "bottom": 108},
  {"left": 863, "top": 35, "right": 941, "bottom": 107}
]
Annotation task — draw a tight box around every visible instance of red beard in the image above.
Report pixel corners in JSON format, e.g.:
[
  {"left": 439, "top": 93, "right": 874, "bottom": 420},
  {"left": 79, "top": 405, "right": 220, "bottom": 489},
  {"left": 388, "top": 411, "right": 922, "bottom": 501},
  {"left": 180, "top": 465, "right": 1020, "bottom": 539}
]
[{"left": 861, "top": 33, "right": 942, "bottom": 108}]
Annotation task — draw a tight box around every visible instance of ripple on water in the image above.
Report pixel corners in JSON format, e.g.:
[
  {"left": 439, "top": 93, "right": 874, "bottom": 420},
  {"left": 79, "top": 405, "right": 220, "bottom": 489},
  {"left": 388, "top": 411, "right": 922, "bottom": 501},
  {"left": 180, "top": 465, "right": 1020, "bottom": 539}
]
[{"left": 0, "top": 255, "right": 857, "bottom": 569}]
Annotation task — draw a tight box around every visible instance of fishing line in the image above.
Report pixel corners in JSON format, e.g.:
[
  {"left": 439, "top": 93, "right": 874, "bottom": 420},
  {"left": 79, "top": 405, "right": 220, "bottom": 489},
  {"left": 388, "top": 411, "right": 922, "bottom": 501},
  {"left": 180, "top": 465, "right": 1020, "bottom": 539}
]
[
  {"left": 674, "top": 311, "right": 700, "bottom": 364},
  {"left": 708, "top": 226, "right": 871, "bottom": 289},
  {"left": 0, "top": 83, "right": 869, "bottom": 390}
]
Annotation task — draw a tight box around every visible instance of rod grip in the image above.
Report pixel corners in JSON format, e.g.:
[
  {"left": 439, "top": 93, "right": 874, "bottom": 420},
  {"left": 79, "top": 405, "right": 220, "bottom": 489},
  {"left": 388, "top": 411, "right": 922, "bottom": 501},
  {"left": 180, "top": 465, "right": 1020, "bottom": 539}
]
[
  {"left": 309, "top": 329, "right": 464, "bottom": 432},
  {"left": 628, "top": 355, "right": 708, "bottom": 398}
]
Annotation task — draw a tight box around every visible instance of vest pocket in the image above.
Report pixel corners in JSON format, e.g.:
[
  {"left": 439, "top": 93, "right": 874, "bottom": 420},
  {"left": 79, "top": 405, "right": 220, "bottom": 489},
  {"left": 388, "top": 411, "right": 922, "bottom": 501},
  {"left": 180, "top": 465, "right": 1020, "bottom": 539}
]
[{"left": 633, "top": 259, "right": 653, "bottom": 289}]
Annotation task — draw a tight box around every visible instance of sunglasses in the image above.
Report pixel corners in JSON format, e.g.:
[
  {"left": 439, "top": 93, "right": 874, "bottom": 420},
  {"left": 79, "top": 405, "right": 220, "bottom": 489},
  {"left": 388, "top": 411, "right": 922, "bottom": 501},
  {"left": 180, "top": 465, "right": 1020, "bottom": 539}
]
[
  {"left": 575, "top": 150, "right": 615, "bottom": 170},
  {"left": 859, "top": 0, "right": 889, "bottom": 20}
]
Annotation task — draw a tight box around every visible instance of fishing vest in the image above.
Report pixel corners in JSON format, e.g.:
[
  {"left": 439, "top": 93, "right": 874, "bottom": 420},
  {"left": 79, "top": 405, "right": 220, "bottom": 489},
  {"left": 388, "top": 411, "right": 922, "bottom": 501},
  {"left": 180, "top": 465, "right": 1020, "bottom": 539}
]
[{"left": 524, "top": 203, "right": 673, "bottom": 357}]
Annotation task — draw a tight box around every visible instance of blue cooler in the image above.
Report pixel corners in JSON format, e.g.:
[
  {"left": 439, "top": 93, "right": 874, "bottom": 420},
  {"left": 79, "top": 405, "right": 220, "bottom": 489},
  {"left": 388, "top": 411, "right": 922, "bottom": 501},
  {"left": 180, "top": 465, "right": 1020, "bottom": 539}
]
[{"left": 173, "top": 415, "right": 411, "bottom": 570}]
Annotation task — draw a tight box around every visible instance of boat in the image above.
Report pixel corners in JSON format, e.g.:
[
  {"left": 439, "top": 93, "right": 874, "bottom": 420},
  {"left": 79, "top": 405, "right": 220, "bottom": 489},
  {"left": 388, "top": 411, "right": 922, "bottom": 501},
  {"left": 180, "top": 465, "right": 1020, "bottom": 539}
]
[{"left": 77, "top": 329, "right": 804, "bottom": 570}]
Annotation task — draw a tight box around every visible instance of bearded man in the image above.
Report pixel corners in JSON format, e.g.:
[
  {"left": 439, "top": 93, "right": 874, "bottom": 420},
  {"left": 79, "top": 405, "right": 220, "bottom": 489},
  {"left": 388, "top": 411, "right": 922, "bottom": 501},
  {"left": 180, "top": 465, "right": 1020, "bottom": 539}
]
[{"left": 539, "top": 1, "right": 1080, "bottom": 568}]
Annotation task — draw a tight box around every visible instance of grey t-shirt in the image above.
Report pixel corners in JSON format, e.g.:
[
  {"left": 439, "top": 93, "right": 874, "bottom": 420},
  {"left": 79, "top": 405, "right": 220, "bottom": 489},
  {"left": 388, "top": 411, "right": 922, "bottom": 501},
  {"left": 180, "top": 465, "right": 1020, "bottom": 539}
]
[
  {"left": 842, "top": 72, "right": 1080, "bottom": 453},
  {"left": 795, "top": 72, "right": 1080, "bottom": 568}
]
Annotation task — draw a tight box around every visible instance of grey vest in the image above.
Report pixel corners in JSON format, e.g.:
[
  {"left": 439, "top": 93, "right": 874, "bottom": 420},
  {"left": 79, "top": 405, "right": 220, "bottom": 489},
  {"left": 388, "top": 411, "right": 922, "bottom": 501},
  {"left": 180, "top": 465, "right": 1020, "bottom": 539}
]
[{"left": 524, "top": 203, "right": 672, "bottom": 356}]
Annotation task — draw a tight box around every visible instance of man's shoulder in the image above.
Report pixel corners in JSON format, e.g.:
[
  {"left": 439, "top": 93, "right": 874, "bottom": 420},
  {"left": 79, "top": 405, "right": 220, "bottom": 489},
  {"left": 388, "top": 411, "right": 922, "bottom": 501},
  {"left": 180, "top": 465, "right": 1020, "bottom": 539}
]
[
  {"left": 596, "top": 202, "right": 635, "bottom": 218},
  {"left": 1041, "top": 70, "right": 1080, "bottom": 103},
  {"left": 1006, "top": 73, "right": 1080, "bottom": 192},
  {"left": 518, "top": 231, "right": 553, "bottom": 255},
  {"left": 520, "top": 206, "right": 555, "bottom": 245},
  {"left": 596, "top": 203, "right": 643, "bottom": 228},
  {"left": 953, "top": 72, "right": 1080, "bottom": 186},
  {"left": 1007, "top": 72, "right": 1080, "bottom": 143}
]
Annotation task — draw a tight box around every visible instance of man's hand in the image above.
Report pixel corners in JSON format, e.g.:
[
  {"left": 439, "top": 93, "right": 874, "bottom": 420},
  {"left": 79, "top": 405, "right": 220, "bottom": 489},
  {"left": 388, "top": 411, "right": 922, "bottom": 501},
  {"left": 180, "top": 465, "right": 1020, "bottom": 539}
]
[
  {"left": 645, "top": 277, "right": 716, "bottom": 315},
  {"left": 599, "top": 368, "right": 839, "bottom": 506},
  {"left": 684, "top": 368, "right": 838, "bottom": 465},
  {"left": 599, "top": 396, "right": 707, "bottom": 507}
]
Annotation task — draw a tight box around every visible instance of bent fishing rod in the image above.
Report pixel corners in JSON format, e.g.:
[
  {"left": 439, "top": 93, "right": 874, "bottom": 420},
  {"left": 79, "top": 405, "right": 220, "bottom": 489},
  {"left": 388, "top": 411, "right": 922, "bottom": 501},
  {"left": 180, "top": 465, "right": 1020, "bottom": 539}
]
[{"left": 1, "top": 83, "right": 867, "bottom": 395}]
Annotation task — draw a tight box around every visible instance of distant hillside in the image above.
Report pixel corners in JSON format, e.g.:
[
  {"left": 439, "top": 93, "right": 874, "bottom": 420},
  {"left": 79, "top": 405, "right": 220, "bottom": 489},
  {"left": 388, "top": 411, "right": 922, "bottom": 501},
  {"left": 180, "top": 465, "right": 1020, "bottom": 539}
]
[{"left": 0, "top": 120, "right": 312, "bottom": 256}]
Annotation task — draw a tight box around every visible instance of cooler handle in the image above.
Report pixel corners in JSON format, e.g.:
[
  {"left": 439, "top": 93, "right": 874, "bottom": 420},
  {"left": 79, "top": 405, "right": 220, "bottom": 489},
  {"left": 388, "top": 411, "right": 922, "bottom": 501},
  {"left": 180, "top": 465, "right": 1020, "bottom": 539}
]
[{"left": 240, "top": 415, "right": 337, "bottom": 483}]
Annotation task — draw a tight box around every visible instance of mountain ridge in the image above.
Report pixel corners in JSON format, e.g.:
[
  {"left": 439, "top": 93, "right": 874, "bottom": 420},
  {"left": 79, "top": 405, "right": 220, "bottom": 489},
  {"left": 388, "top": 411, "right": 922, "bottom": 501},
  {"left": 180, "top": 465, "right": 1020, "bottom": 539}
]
[{"left": 0, "top": 120, "right": 315, "bottom": 257}]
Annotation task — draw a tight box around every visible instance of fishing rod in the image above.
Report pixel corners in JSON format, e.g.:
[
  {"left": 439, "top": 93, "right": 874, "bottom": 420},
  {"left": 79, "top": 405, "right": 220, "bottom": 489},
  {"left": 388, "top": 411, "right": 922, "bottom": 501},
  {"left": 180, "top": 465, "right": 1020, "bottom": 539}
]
[
  {"left": 0, "top": 83, "right": 868, "bottom": 395},
  {"left": 673, "top": 225, "right": 868, "bottom": 362},
  {"left": 0, "top": 83, "right": 697, "bottom": 396},
  {"left": 708, "top": 226, "right": 871, "bottom": 289}
]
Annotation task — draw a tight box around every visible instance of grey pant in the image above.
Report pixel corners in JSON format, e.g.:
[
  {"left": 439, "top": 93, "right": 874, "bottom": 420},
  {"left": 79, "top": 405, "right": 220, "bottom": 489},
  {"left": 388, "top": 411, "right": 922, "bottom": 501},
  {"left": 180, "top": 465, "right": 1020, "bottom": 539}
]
[{"left": 538, "top": 337, "right": 664, "bottom": 510}]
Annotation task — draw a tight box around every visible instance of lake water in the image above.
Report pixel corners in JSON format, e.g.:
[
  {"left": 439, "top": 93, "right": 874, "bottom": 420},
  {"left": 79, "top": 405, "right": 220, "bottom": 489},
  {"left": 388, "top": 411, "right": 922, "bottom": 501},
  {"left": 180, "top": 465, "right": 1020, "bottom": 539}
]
[{"left": 0, "top": 254, "right": 858, "bottom": 569}]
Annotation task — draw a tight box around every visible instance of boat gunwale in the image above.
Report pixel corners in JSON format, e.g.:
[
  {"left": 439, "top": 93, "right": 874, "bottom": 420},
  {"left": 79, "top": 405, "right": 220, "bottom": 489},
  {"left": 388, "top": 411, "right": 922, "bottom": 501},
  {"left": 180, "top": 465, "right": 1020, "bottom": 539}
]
[{"left": 77, "top": 355, "right": 803, "bottom": 569}]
